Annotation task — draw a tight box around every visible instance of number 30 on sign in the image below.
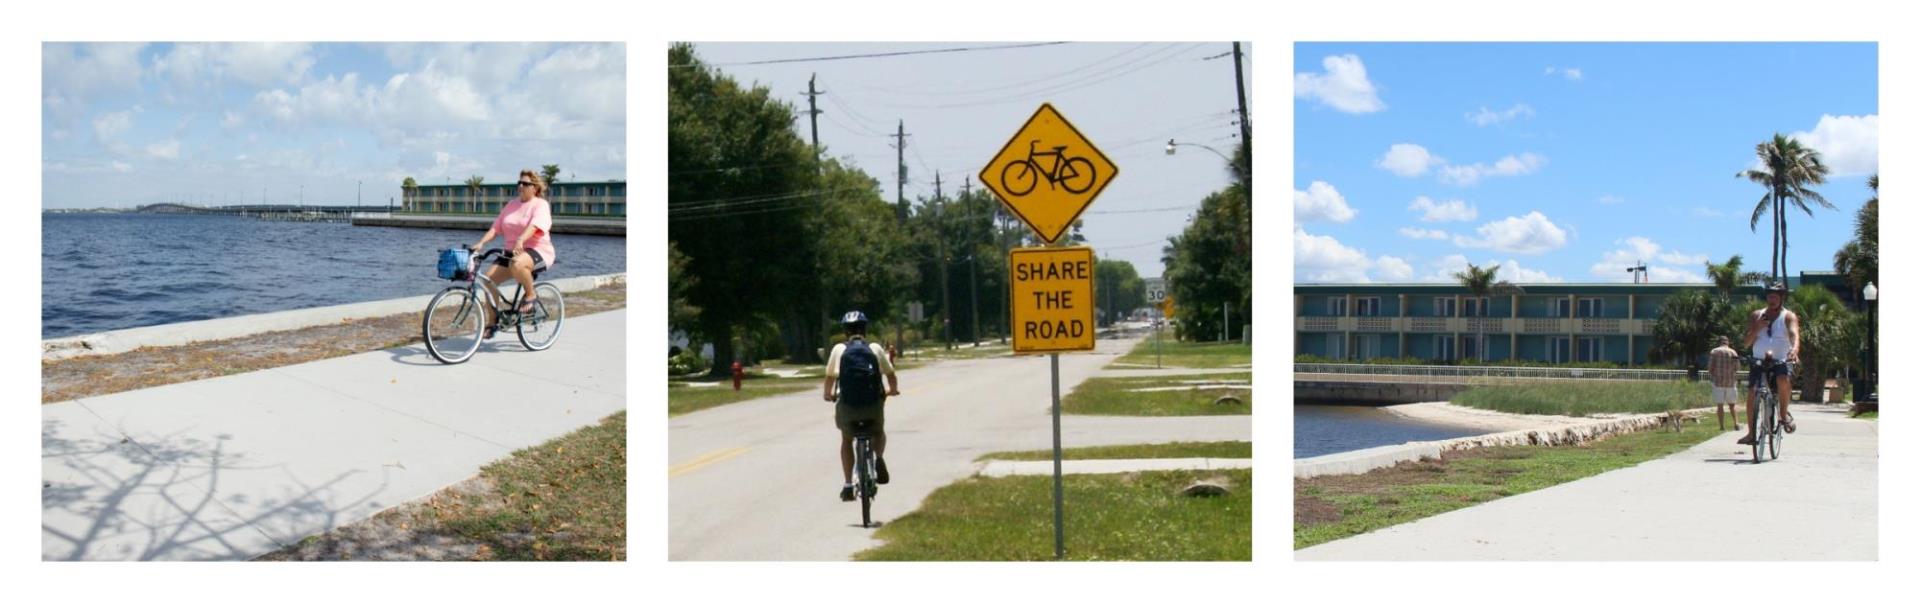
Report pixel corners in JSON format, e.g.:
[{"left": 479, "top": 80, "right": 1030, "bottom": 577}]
[{"left": 1009, "top": 246, "right": 1096, "bottom": 354}]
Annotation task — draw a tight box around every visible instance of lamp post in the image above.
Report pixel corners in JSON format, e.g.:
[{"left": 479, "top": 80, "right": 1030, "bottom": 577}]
[
  {"left": 1165, "top": 139, "right": 1243, "bottom": 181},
  {"left": 1863, "top": 282, "right": 1877, "bottom": 402}
]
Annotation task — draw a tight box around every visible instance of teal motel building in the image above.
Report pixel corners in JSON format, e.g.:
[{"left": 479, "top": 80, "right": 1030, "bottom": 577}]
[
  {"left": 1294, "top": 272, "right": 1859, "bottom": 366},
  {"left": 401, "top": 180, "right": 626, "bottom": 217}
]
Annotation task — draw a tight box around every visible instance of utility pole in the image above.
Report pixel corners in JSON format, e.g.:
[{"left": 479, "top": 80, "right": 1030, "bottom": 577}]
[
  {"left": 1232, "top": 41, "right": 1252, "bottom": 174},
  {"left": 998, "top": 200, "right": 1011, "bottom": 343},
  {"left": 891, "top": 120, "right": 910, "bottom": 222},
  {"left": 803, "top": 74, "right": 823, "bottom": 167},
  {"left": 935, "top": 171, "right": 951, "bottom": 350},
  {"left": 964, "top": 176, "right": 980, "bottom": 346}
]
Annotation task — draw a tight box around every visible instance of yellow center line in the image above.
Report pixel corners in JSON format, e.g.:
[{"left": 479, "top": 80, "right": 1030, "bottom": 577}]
[{"left": 668, "top": 447, "right": 750, "bottom": 478}]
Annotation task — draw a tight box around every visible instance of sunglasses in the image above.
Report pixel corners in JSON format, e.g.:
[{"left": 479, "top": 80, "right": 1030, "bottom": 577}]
[{"left": 517, "top": 181, "right": 535, "bottom": 187}]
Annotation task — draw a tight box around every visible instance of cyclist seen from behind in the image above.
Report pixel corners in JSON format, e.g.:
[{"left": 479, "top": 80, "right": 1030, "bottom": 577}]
[
  {"left": 824, "top": 311, "right": 900, "bottom": 501},
  {"left": 1739, "top": 281, "right": 1800, "bottom": 445}
]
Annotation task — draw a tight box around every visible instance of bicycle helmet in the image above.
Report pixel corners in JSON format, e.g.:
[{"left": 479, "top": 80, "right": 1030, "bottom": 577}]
[
  {"left": 841, "top": 310, "right": 869, "bottom": 334},
  {"left": 1766, "top": 281, "right": 1789, "bottom": 296}
]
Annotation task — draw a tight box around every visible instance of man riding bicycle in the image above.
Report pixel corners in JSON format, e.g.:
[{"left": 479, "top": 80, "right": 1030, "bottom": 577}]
[
  {"left": 1739, "top": 281, "right": 1800, "bottom": 445},
  {"left": 823, "top": 311, "right": 900, "bottom": 502}
]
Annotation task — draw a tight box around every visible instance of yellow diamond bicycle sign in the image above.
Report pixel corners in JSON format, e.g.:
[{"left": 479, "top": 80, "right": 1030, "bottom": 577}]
[{"left": 980, "top": 103, "right": 1119, "bottom": 244}]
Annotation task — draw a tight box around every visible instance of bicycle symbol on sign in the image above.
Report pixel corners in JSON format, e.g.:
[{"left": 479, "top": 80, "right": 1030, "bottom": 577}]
[{"left": 999, "top": 139, "right": 1098, "bottom": 197}]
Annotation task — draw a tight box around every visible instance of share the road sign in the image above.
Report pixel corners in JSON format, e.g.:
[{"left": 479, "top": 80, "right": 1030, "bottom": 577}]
[
  {"left": 980, "top": 103, "right": 1118, "bottom": 244},
  {"left": 1010, "top": 246, "right": 1096, "bottom": 354}
]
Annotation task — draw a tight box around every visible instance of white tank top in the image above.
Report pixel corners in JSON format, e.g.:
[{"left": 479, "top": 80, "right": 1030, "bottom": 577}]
[{"left": 1752, "top": 309, "right": 1792, "bottom": 361}]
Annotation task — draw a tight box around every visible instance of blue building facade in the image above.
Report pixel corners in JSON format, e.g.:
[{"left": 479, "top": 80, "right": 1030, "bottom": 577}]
[
  {"left": 402, "top": 180, "right": 626, "bottom": 217},
  {"left": 1294, "top": 273, "right": 1857, "bottom": 366}
]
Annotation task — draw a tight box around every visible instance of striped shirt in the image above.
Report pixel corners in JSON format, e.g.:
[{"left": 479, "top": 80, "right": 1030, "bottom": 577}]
[{"left": 1708, "top": 345, "right": 1740, "bottom": 388}]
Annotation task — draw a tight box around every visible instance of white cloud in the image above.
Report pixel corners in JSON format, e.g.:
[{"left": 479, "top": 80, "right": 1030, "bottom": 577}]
[
  {"left": 1399, "top": 227, "right": 1451, "bottom": 240},
  {"left": 144, "top": 140, "right": 180, "bottom": 160},
  {"left": 1467, "top": 103, "right": 1535, "bottom": 126},
  {"left": 110, "top": 161, "right": 132, "bottom": 173},
  {"left": 1438, "top": 152, "right": 1546, "bottom": 186},
  {"left": 1598, "top": 195, "right": 1625, "bottom": 205},
  {"left": 1295, "top": 227, "right": 1373, "bottom": 283},
  {"left": 1377, "top": 143, "right": 1441, "bottom": 177},
  {"left": 1546, "top": 66, "right": 1583, "bottom": 81},
  {"left": 1692, "top": 207, "right": 1727, "bottom": 218},
  {"left": 92, "top": 110, "right": 133, "bottom": 143},
  {"left": 1453, "top": 211, "right": 1569, "bottom": 254},
  {"left": 1788, "top": 114, "right": 1878, "bottom": 177},
  {"left": 1590, "top": 236, "right": 1708, "bottom": 283},
  {"left": 1408, "top": 196, "right": 1477, "bottom": 222},
  {"left": 1423, "top": 254, "right": 1561, "bottom": 284},
  {"left": 43, "top": 43, "right": 147, "bottom": 116},
  {"left": 1375, "top": 256, "right": 1414, "bottom": 280},
  {"left": 1294, "top": 181, "right": 1357, "bottom": 223},
  {"left": 221, "top": 111, "right": 245, "bottom": 129},
  {"left": 1295, "top": 54, "right": 1386, "bottom": 114}
]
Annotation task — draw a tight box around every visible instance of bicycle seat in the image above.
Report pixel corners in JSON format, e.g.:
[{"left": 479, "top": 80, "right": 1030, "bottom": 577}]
[
  {"left": 848, "top": 420, "right": 877, "bottom": 437},
  {"left": 1050, "top": 145, "right": 1068, "bottom": 152}
]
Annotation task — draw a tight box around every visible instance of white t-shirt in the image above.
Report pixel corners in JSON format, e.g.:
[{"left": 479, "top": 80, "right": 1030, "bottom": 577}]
[
  {"left": 1752, "top": 309, "right": 1794, "bottom": 361},
  {"left": 824, "top": 339, "right": 896, "bottom": 378}
]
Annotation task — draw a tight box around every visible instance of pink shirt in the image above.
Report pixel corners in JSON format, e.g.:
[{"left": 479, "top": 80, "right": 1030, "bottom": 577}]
[{"left": 493, "top": 197, "right": 556, "bottom": 265}]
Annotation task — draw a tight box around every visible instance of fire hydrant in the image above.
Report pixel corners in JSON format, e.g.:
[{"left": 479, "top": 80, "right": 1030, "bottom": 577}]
[{"left": 730, "top": 361, "right": 744, "bottom": 391}]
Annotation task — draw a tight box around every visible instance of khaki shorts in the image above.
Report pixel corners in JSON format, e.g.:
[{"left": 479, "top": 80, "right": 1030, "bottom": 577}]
[
  {"left": 1713, "top": 386, "right": 1740, "bottom": 405},
  {"left": 835, "top": 401, "right": 885, "bottom": 436}
]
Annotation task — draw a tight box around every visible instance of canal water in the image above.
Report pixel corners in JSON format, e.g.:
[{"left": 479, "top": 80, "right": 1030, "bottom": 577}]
[
  {"left": 41, "top": 213, "right": 628, "bottom": 338},
  {"left": 1295, "top": 403, "right": 1496, "bottom": 459}
]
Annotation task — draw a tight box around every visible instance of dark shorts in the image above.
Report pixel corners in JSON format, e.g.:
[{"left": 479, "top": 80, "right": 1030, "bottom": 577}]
[
  {"left": 1748, "top": 361, "right": 1795, "bottom": 390},
  {"left": 495, "top": 249, "right": 548, "bottom": 277},
  {"left": 835, "top": 401, "right": 885, "bottom": 437}
]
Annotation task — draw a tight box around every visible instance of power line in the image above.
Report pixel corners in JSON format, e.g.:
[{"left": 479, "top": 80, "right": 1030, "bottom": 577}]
[
  {"left": 844, "top": 43, "right": 1152, "bottom": 97},
  {"left": 680, "top": 42, "right": 1071, "bottom": 68},
  {"left": 864, "top": 43, "right": 1205, "bottom": 110}
]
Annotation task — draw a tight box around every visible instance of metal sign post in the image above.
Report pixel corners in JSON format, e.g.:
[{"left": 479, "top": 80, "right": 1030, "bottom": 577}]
[{"left": 1050, "top": 352, "right": 1064, "bottom": 559}]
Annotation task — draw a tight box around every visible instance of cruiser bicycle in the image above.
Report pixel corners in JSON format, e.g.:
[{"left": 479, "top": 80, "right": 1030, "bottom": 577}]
[
  {"left": 1747, "top": 354, "right": 1787, "bottom": 463},
  {"left": 421, "top": 246, "right": 566, "bottom": 364}
]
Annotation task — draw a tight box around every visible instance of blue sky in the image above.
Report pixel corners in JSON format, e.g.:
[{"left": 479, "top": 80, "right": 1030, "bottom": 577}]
[
  {"left": 42, "top": 43, "right": 625, "bottom": 209},
  {"left": 1294, "top": 42, "right": 1877, "bottom": 285}
]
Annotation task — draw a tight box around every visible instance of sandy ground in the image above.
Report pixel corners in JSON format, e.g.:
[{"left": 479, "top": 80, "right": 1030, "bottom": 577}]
[{"left": 1383, "top": 402, "right": 1615, "bottom": 432}]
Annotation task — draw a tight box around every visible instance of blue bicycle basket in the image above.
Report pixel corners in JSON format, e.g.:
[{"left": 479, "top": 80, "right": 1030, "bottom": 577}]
[{"left": 437, "top": 248, "right": 471, "bottom": 280}]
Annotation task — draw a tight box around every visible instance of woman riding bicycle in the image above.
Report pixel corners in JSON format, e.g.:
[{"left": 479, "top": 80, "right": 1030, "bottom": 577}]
[{"left": 470, "top": 169, "right": 557, "bottom": 339}]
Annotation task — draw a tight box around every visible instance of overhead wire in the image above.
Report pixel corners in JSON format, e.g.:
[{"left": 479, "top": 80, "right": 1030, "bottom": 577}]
[{"left": 680, "top": 42, "right": 1072, "bottom": 68}]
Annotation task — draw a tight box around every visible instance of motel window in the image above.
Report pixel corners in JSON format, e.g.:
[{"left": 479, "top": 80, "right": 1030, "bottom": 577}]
[
  {"left": 1355, "top": 297, "right": 1380, "bottom": 317},
  {"left": 1435, "top": 298, "right": 1457, "bottom": 317},
  {"left": 1554, "top": 298, "right": 1573, "bottom": 318},
  {"left": 1328, "top": 298, "right": 1348, "bottom": 316},
  {"left": 1551, "top": 337, "right": 1572, "bottom": 363},
  {"left": 1436, "top": 337, "right": 1457, "bottom": 362},
  {"left": 1579, "top": 298, "right": 1605, "bottom": 318},
  {"left": 1579, "top": 337, "right": 1603, "bottom": 362},
  {"left": 1328, "top": 333, "right": 1345, "bottom": 360},
  {"left": 1356, "top": 335, "right": 1378, "bottom": 360},
  {"left": 1461, "top": 336, "right": 1480, "bottom": 360},
  {"left": 1462, "top": 296, "right": 1490, "bottom": 317}
]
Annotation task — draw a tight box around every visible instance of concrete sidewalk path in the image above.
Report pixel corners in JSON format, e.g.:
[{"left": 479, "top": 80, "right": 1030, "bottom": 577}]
[
  {"left": 978, "top": 457, "right": 1252, "bottom": 477},
  {"left": 1297, "top": 403, "right": 1876, "bottom": 560},
  {"left": 42, "top": 310, "right": 627, "bottom": 561}
]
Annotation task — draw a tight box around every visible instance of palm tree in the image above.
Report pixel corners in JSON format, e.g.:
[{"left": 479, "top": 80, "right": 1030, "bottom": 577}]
[
  {"left": 1739, "top": 134, "right": 1833, "bottom": 282},
  {"left": 1790, "top": 286, "right": 1860, "bottom": 403},
  {"left": 542, "top": 164, "right": 562, "bottom": 186},
  {"left": 1833, "top": 174, "right": 1877, "bottom": 290},
  {"left": 1650, "top": 290, "right": 1732, "bottom": 381},
  {"left": 1703, "top": 254, "right": 1769, "bottom": 298},
  {"left": 464, "top": 175, "right": 485, "bottom": 214},
  {"left": 401, "top": 176, "right": 418, "bottom": 213},
  {"left": 1451, "top": 262, "right": 1524, "bottom": 361}
]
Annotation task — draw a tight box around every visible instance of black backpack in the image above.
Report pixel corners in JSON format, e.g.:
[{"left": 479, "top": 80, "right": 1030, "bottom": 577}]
[{"left": 837, "top": 337, "right": 884, "bottom": 406}]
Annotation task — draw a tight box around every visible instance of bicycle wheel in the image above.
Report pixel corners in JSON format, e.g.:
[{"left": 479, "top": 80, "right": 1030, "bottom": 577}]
[
  {"left": 1753, "top": 396, "right": 1771, "bottom": 464},
  {"left": 423, "top": 287, "right": 485, "bottom": 364},
  {"left": 1769, "top": 415, "right": 1782, "bottom": 460},
  {"left": 1000, "top": 161, "right": 1038, "bottom": 196},
  {"left": 1060, "top": 157, "right": 1097, "bottom": 194},
  {"left": 857, "top": 439, "right": 874, "bottom": 528},
  {"left": 516, "top": 282, "right": 566, "bottom": 351}
]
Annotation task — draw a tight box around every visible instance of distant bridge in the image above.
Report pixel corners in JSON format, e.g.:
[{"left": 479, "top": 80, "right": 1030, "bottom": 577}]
[{"left": 135, "top": 203, "right": 376, "bottom": 215}]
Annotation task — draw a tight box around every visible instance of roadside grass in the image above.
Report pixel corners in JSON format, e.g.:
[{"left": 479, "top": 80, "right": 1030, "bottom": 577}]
[
  {"left": 1062, "top": 373, "right": 1251, "bottom": 416},
  {"left": 261, "top": 412, "right": 626, "bottom": 561},
  {"left": 1294, "top": 417, "right": 1722, "bottom": 549},
  {"left": 858, "top": 469, "right": 1251, "bottom": 561},
  {"left": 902, "top": 342, "right": 1014, "bottom": 361},
  {"left": 1113, "top": 339, "right": 1251, "bottom": 369},
  {"left": 978, "top": 440, "right": 1252, "bottom": 462},
  {"left": 1855, "top": 411, "right": 1878, "bottom": 420},
  {"left": 1449, "top": 380, "right": 1712, "bottom": 416},
  {"left": 667, "top": 379, "right": 813, "bottom": 416}
]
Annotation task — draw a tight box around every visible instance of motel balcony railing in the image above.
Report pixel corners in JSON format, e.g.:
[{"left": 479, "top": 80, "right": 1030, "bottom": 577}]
[
  {"left": 1296, "top": 316, "right": 1650, "bottom": 336},
  {"left": 1294, "top": 362, "right": 1691, "bottom": 382}
]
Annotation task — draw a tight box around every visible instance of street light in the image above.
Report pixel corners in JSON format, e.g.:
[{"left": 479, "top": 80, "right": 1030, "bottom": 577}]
[
  {"left": 1863, "top": 282, "right": 1877, "bottom": 402},
  {"left": 1165, "top": 138, "right": 1244, "bottom": 181}
]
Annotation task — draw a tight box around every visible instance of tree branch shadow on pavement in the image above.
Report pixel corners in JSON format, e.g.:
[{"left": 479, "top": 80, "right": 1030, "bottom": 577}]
[{"left": 43, "top": 417, "right": 391, "bottom": 561}]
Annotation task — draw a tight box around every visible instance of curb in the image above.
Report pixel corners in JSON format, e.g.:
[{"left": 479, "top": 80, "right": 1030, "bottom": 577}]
[
  {"left": 1294, "top": 407, "right": 1718, "bottom": 479},
  {"left": 976, "top": 457, "right": 1254, "bottom": 477},
  {"left": 43, "top": 273, "right": 625, "bottom": 361}
]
